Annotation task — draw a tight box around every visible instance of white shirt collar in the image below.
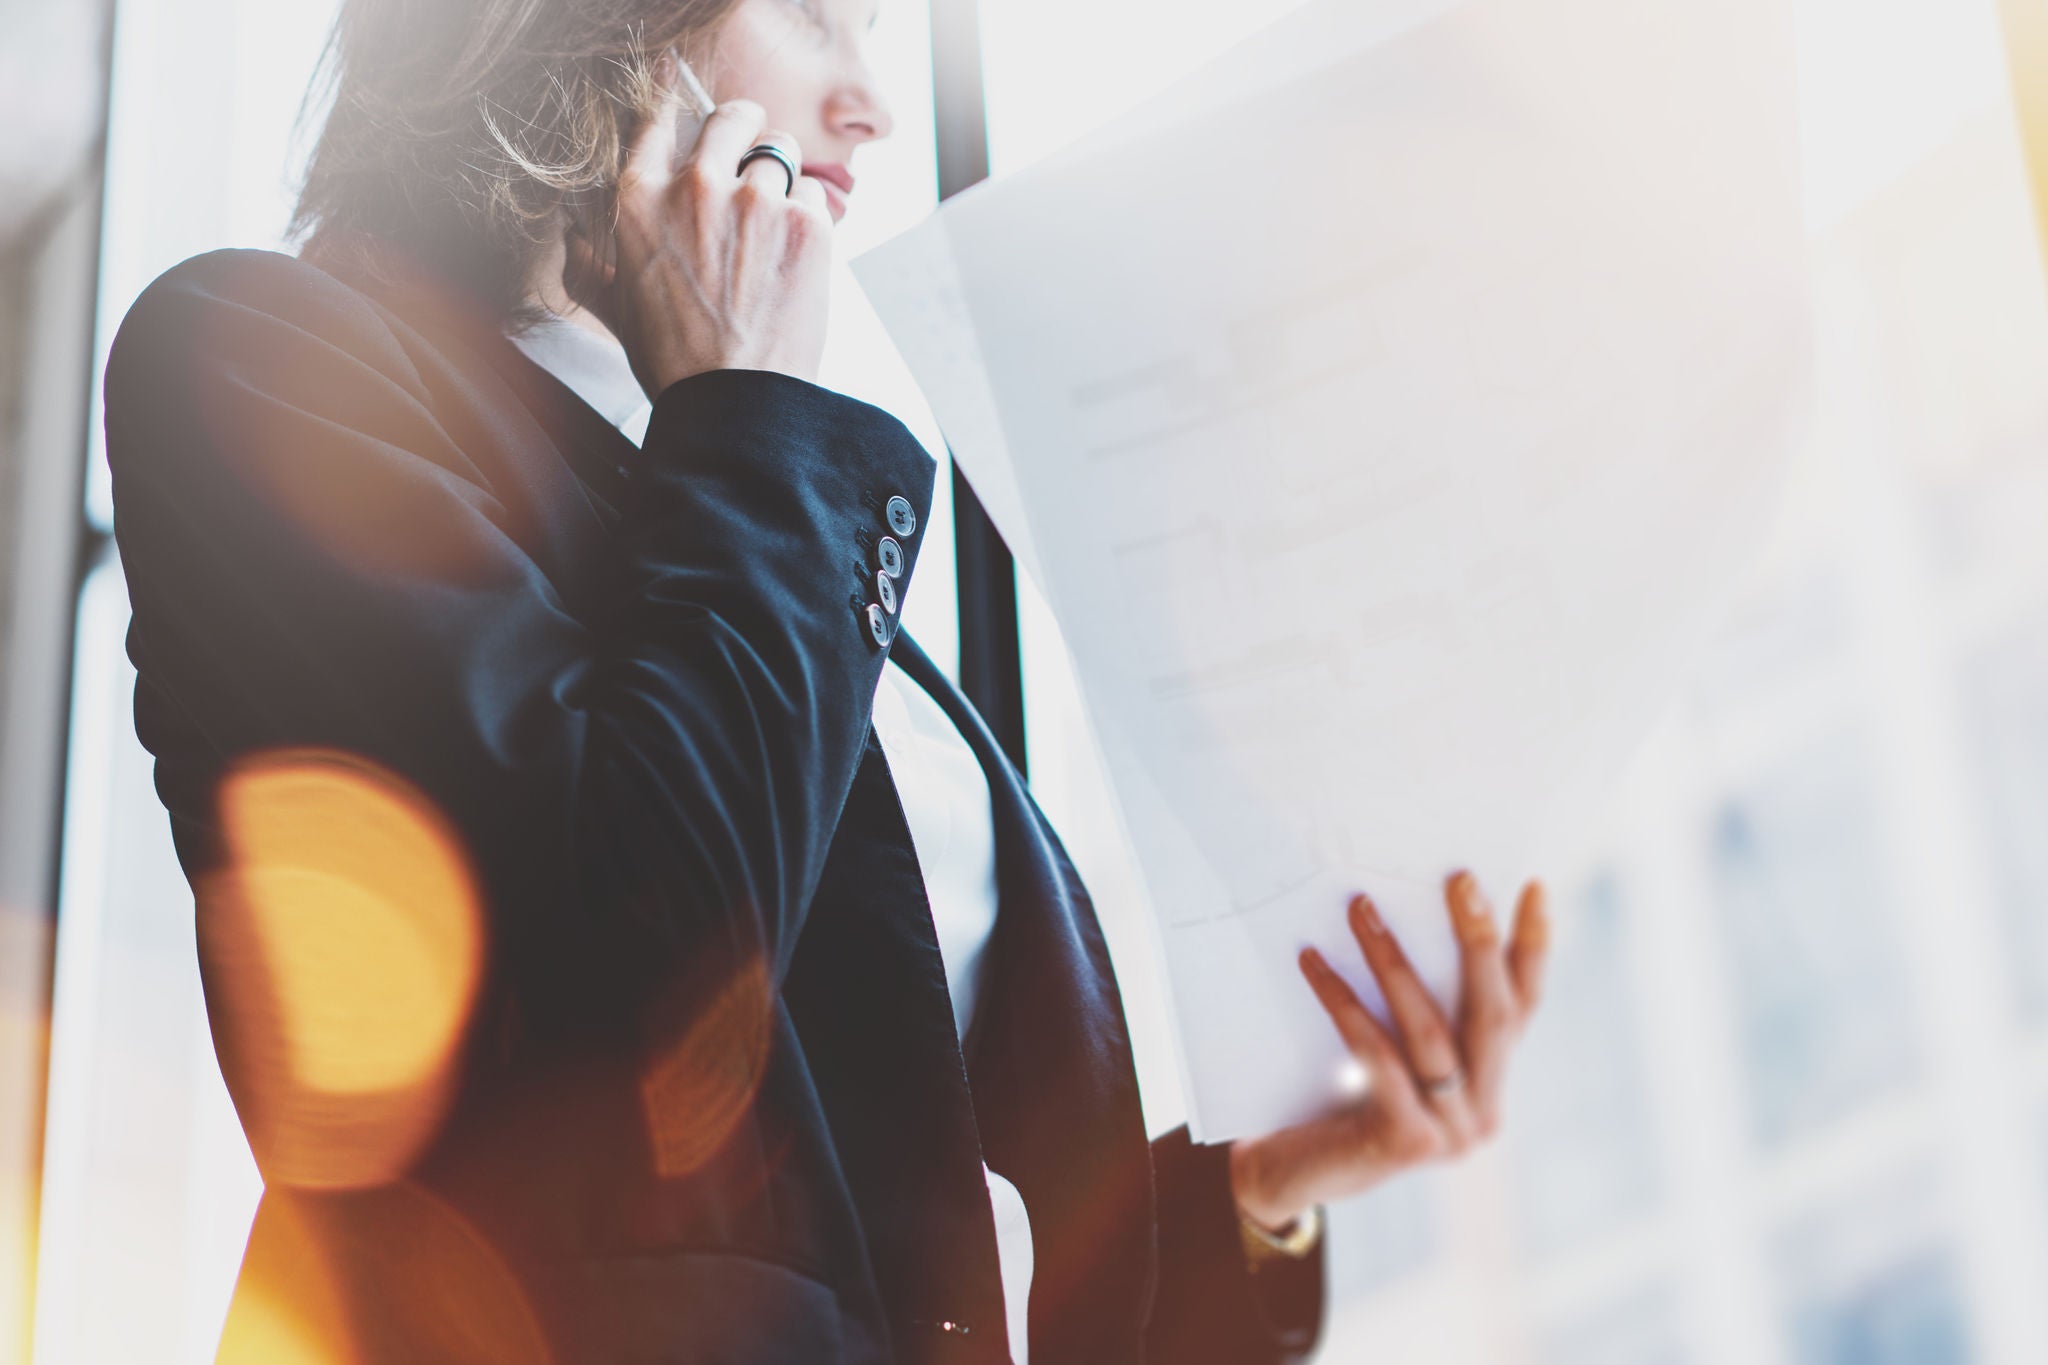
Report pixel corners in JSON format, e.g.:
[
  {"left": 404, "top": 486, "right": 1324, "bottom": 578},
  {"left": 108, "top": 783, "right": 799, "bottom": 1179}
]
[{"left": 506, "top": 312, "right": 654, "bottom": 446}]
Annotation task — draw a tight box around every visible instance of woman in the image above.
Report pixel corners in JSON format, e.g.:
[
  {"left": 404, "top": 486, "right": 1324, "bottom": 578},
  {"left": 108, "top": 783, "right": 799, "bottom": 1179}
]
[{"left": 104, "top": 0, "right": 1551, "bottom": 1360}]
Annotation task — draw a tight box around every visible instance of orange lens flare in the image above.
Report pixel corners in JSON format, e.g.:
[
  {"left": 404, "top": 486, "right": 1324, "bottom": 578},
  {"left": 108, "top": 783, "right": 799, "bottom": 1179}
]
[
  {"left": 216, "top": 1284, "right": 350, "bottom": 1365},
  {"left": 219, "top": 1182, "right": 551, "bottom": 1365},
  {"left": 640, "top": 958, "right": 774, "bottom": 1179},
  {"left": 201, "top": 749, "right": 484, "bottom": 1190},
  {"left": 1, "top": 900, "right": 51, "bottom": 1363}
]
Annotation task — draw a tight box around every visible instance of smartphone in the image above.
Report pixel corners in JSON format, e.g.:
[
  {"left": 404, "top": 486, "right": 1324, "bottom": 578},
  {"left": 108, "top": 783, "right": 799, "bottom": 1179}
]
[{"left": 665, "top": 47, "right": 718, "bottom": 163}]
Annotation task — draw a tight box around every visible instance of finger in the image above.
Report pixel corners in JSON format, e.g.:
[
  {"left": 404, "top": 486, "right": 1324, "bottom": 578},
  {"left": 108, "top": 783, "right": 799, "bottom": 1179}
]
[
  {"left": 1347, "top": 894, "right": 1482, "bottom": 1149},
  {"left": 621, "top": 85, "right": 688, "bottom": 203},
  {"left": 1299, "top": 948, "right": 1426, "bottom": 1112},
  {"left": 789, "top": 174, "right": 832, "bottom": 224},
  {"left": 688, "top": 98, "right": 770, "bottom": 181},
  {"left": 1447, "top": 871, "right": 1517, "bottom": 1137},
  {"left": 1508, "top": 881, "right": 1551, "bottom": 1014},
  {"left": 1302, "top": 957, "right": 1417, "bottom": 1096}
]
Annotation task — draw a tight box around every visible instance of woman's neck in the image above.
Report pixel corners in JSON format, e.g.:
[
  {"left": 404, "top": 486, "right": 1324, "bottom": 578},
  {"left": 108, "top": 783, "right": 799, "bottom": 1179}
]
[{"left": 525, "top": 230, "right": 624, "bottom": 344}]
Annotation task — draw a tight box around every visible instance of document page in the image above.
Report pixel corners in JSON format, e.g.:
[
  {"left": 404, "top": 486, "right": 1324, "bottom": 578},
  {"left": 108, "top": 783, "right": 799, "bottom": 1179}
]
[{"left": 856, "top": 0, "right": 1808, "bottom": 1141}]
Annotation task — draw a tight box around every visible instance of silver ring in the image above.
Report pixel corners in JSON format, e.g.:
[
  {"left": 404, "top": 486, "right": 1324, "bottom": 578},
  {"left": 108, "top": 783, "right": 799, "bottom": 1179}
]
[
  {"left": 1420, "top": 1066, "right": 1465, "bottom": 1099},
  {"left": 736, "top": 141, "right": 799, "bottom": 196}
]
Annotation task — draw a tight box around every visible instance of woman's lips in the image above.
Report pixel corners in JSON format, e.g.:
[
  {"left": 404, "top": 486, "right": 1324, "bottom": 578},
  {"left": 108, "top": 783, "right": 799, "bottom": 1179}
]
[{"left": 805, "top": 163, "right": 854, "bottom": 221}]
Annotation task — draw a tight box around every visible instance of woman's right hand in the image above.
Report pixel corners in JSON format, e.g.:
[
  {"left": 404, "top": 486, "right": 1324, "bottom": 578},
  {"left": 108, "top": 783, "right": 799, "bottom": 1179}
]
[{"left": 591, "top": 74, "right": 834, "bottom": 395}]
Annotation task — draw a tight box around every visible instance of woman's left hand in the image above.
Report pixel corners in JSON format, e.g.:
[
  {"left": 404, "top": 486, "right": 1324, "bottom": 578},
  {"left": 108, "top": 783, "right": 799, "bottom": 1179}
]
[{"left": 1228, "top": 873, "right": 1551, "bottom": 1234}]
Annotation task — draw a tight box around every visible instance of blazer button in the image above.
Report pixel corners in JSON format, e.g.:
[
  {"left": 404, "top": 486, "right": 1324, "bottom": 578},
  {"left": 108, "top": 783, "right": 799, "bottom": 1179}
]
[
  {"left": 885, "top": 495, "right": 917, "bottom": 537},
  {"left": 876, "top": 570, "right": 899, "bottom": 615},
  {"left": 865, "top": 603, "right": 894, "bottom": 649},
  {"left": 876, "top": 535, "right": 905, "bottom": 578}
]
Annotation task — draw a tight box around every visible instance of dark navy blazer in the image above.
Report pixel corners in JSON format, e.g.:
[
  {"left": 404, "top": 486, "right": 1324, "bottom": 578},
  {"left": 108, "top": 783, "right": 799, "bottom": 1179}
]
[{"left": 103, "top": 243, "right": 1325, "bottom": 1364}]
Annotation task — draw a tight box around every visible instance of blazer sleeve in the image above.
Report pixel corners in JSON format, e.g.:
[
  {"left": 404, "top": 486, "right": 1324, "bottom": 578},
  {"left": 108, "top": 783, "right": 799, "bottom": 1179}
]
[
  {"left": 104, "top": 248, "right": 938, "bottom": 1046},
  {"left": 1146, "top": 1127, "right": 1327, "bottom": 1364}
]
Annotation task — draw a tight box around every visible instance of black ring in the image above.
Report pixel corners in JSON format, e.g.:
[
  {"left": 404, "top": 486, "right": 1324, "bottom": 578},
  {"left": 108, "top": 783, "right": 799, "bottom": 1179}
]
[{"left": 736, "top": 142, "right": 799, "bottom": 196}]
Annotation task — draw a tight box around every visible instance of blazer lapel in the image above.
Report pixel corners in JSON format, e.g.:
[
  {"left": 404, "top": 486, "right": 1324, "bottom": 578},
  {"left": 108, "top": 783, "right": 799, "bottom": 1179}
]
[
  {"left": 470, "top": 332, "right": 643, "bottom": 515},
  {"left": 887, "top": 633, "right": 1157, "bottom": 1362}
]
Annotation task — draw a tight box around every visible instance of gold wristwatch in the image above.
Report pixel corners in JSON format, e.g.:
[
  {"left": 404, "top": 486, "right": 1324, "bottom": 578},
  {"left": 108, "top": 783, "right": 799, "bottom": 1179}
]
[{"left": 1238, "top": 1203, "right": 1324, "bottom": 1265}]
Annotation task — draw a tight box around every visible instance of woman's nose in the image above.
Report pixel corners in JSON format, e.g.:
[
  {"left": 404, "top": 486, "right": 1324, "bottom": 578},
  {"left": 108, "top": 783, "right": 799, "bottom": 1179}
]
[{"left": 828, "top": 78, "right": 894, "bottom": 144}]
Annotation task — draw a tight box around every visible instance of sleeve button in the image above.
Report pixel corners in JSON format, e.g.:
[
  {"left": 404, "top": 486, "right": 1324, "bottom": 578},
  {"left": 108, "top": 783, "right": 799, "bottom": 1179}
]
[
  {"left": 865, "top": 603, "right": 894, "bottom": 649},
  {"left": 877, "top": 571, "right": 899, "bottom": 614},
  {"left": 885, "top": 495, "right": 917, "bottom": 537},
  {"left": 876, "top": 535, "right": 905, "bottom": 577}
]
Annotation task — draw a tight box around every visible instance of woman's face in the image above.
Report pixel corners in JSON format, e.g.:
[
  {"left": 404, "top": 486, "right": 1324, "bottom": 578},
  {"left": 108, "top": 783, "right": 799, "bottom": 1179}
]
[{"left": 708, "top": 0, "right": 894, "bottom": 223}]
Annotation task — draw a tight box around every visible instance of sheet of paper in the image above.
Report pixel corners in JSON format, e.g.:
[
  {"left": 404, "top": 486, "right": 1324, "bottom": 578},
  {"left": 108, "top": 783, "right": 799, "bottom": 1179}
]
[{"left": 855, "top": 0, "right": 1808, "bottom": 1141}]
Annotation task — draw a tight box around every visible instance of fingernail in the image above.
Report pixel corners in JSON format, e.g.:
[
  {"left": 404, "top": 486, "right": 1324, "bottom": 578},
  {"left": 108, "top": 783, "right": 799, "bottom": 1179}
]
[
  {"left": 1449, "top": 871, "right": 1494, "bottom": 937},
  {"left": 1299, "top": 946, "right": 1325, "bottom": 978},
  {"left": 1350, "top": 893, "right": 1387, "bottom": 936}
]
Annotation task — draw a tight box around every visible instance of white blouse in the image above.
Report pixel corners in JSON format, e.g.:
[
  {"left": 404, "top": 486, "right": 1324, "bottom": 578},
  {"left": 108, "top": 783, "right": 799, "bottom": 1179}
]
[{"left": 509, "top": 316, "right": 1035, "bottom": 1362}]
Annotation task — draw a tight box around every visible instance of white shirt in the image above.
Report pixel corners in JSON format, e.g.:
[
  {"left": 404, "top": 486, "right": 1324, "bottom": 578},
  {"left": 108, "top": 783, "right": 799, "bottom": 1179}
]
[{"left": 509, "top": 316, "right": 1034, "bottom": 1361}]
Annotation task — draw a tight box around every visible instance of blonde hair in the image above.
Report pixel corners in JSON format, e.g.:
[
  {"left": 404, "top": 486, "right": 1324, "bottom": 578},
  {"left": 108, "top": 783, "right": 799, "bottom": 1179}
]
[{"left": 291, "top": 0, "right": 743, "bottom": 325}]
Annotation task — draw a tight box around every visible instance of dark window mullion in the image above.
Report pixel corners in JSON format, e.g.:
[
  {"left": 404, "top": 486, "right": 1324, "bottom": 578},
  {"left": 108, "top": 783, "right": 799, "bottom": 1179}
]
[{"left": 928, "top": 0, "right": 1026, "bottom": 775}]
